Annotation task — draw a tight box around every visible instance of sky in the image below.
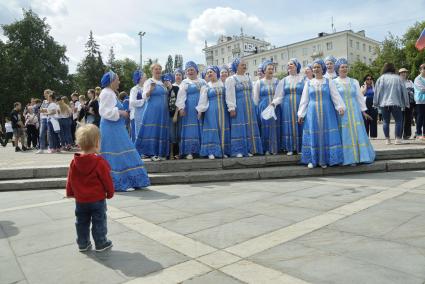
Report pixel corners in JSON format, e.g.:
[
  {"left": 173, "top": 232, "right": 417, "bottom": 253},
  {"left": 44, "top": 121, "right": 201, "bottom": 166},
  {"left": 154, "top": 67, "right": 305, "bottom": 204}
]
[{"left": 1, "top": 0, "right": 424, "bottom": 74}]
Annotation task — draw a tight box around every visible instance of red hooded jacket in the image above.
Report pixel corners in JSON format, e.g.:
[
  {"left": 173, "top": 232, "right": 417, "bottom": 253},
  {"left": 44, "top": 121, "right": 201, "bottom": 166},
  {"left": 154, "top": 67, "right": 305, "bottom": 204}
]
[{"left": 66, "top": 153, "right": 114, "bottom": 203}]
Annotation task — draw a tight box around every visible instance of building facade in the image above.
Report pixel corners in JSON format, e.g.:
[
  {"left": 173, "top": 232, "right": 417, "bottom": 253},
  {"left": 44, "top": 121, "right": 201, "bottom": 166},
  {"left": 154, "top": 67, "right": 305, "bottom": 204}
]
[{"left": 203, "top": 30, "right": 380, "bottom": 79}]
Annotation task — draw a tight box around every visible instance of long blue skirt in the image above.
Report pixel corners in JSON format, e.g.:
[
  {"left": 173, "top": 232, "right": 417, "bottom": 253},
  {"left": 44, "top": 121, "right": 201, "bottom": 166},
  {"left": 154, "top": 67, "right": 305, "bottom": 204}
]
[
  {"left": 135, "top": 97, "right": 169, "bottom": 157},
  {"left": 100, "top": 117, "right": 150, "bottom": 191},
  {"left": 180, "top": 95, "right": 202, "bottom": 155},
  {"left": 281, "top": 92, "right": 303, "bottom": 153},
  {"left": 230, "top": 93, "right": 263, "bottom": 156},
  {"left": 200, "top": 97, "right": 230, "bottom": 157},
  {"left": 339, "top": 95, "right": 375, "bottom": 165},
  {"left": 301, "top": 100, "right": 343, "bottom": 167},
  {"left": 258, "top": 97, "right": 280, "bottom": 154}
]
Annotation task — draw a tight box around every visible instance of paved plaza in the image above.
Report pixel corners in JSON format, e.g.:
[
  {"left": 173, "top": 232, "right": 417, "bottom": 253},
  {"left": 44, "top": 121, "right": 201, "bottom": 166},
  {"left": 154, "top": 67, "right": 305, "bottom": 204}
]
[{"left": 1, "top": 170, "right": 425, "bottom": 284}]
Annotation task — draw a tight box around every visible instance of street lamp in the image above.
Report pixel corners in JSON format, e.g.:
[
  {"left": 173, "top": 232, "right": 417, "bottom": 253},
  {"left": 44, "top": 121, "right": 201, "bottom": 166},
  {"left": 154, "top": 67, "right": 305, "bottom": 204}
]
[{"left": 138, "top": 31, "right": 146, "bottom": 69}]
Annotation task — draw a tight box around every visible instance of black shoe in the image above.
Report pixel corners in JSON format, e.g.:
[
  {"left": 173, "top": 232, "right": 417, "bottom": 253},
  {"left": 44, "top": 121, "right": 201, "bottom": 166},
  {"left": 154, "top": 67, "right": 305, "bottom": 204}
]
[
  {"left": 15, "top": 147, "right": 21, "bottom": 152},
  {"left": 22, "top": 146, "right": 28, "bottom": 151},
  {"left": 95, "top": 240, "right": 113, "bottom": 252},
  {"left": 78, "top": 242, "right": 92, "bottom": 252}
]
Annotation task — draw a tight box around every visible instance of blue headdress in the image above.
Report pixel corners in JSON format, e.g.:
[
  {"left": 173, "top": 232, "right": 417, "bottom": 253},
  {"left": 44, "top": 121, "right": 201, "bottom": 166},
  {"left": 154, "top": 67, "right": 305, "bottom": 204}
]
[
  {"left": 288, "top": 58, "right": 301, "bottom": 74},
  {"left": 161, "top": 73, "right": 174, "bottom": 83},
  {"left": 257, "top": 63, "right": 264, "bottom": 71},
  {"left": 207, "top": 65, "right": 220, "bottom": 79},
  {"left": 324, "top": 55, "right": 337, "bottom": 64},
  {"left": 305, "top": 63, "right": 313, "bottom": 70},
  {"left": 220, "top": 65, "right": 230, "bottom": 73},
  {"left": 335, "top": 58, "right": 348, "bottom": 73},
  {"left": 100, "top": 71, "right": 117, "bottom": 88},
  {"left": 132, "top": 70, "right": 143, "bottom": 85},
  {"left": 231, "top": 57, "right": 241, "bottom": 73},
  {"left": 313, "top": 59, "right": 327, "bottom": 74},
  {"left": 174, "top": 68, "right": 184, "bottom": 77},
  {"left": 260, "top": 60, "right": 273, "bottom": 73},
  {"left": 185, "top": 61, "right": 198, "bottom": 73}
]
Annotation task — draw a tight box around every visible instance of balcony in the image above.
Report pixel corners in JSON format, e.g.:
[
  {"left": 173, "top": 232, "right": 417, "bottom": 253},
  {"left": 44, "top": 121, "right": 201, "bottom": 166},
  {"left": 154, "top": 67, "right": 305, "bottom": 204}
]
[{"left": 311, "top": 51, "right": 323, "bottom": 59}]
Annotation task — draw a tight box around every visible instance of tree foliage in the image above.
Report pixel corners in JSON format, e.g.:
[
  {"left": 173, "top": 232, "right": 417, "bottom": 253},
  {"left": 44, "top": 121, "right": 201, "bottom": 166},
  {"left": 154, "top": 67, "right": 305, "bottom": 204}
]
[
  {"left": 0, "top": 9, "right": 70, "bottom": 119},
  {"left": 164, "top": 55, "right": 173, "bottom": 74},
  {"left": 174, "top": 54, "right": 183, "bottom": 69}
]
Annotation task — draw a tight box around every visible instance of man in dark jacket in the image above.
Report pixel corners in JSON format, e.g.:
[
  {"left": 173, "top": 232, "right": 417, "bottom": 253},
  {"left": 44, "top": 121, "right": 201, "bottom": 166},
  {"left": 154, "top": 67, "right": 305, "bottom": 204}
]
[{"left": 11, "top": 102, "right": 27, "bottom": 152}]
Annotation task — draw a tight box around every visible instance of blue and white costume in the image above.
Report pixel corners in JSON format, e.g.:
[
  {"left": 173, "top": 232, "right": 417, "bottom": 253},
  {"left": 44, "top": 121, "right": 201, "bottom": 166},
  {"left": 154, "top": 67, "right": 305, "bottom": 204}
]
[
  {"left": 324, "top": 55, "right": 338, "bottom": 79},
  {"left": 333, "top": 58, "right": 375, "bottom": 165},
  {"left": 99, "top": 71, "right": 150, "bottom": 191},
  {"left": 129, "top": 70, "right": 145, "bottom": 142}
]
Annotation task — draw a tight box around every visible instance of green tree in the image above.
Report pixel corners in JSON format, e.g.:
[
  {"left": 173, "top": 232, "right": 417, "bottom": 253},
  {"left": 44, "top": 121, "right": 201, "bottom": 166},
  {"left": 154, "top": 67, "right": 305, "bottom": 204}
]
[
  {"left": 0, "top": 9, "right": 70, "bottom": 118},
  {"left": 371, "top": 33, "right": 407, "bottom": 75},
  {"left": 275, "top": 71, "right": 286, "bottom": 80},
  {"left": 142, "top": 58, "right": 158, "bottom": 78},
  {"left": 75, "top": 30, "right": 105, "bottom": 92},
  {"left": 164, "top": 55, "right": 173, "bottom": 74},
  {"left": 114, "top": 58, "right": 138, "bottom": 92},
  {"left": 402, "top": 21, "right": 425, "bottom": 79},
  {"left": 348, "top": 61, "right": 376, "bottom": 83},
  {"left": 106, "top": 46, "right": 116, "bottom": 70},
  {"left": 174, "top": 54, "right": 183, "bottom": 69}
]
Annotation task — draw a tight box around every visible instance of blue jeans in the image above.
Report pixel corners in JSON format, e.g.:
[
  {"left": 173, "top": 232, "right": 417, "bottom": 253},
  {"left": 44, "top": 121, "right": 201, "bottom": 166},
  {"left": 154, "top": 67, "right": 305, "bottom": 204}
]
[
  {"left": 47, "top": 121, "right": 61, "bottom": 149},
  {"left": 75, "top": 200, "right": 108, "bottom": 248},
  {"left": 39, "top": 118, "right": 48, "bottom": 150},
  {"left": 58, "top": 117, "right": 73, "bottom": 146},
  {"left": 380, "top": 106, "right": 403, "bottom": 139}
]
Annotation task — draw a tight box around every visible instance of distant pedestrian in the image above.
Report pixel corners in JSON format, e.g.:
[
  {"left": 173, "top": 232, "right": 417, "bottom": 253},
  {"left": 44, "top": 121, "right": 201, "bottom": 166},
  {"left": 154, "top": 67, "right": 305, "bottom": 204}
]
[
  {"left": 11, "top": 102, "right": 27, "bottom": 152},
  {"left": 414, "top": 63, "right": 425, "bottom": 139},
  {"left": 399, "top": 68, "right": 415, "bottom": 139},
  {"left": 66, "top": 124, "right": 114, "bottom": 252},
  {"left": 2, "top": 117, "right": 14, "bottom": 147},
  {"left": 360, "top": 74, "right": 378, "bottom": 138},
  {"left": 25, "top": 106, "right": 39, "bottom": 149},
  {"left": 374, "top": 63, "right": 409, "bottom": 145}
]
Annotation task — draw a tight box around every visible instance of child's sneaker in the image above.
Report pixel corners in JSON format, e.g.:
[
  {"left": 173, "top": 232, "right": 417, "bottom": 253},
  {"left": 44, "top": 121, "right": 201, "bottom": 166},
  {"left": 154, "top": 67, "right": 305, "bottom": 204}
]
[
  {"left": 96, "top": 240, "right": 113, "bottom": 252},
  {"left": 79, "top": 242, "right": 92, "bottom": 252}
]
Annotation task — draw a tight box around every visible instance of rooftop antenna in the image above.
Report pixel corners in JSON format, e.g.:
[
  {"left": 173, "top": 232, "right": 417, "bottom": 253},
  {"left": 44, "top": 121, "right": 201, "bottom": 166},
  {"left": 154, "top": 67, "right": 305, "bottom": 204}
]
[
  {"left": 240, "top": 27, "right": 244, "bottom": 36},
  {"left": 331, "top": 17, "right": 336, "bottom": 33}
]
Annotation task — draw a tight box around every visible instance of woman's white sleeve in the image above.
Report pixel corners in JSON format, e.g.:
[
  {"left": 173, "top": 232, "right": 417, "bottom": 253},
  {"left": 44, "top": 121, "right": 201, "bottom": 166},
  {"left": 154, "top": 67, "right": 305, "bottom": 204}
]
[
  {"left": 272, "top": 79, "right": 284, "bottom": 106},
  {"left": 297, "top": 81, "right": 310, "bottom": 118},
  {"left": 225, "top": 77, "right": 236, "bottom": 111},
  {"left": 129, "top": 87, "right": 145, "bottom": 108},
  {"left": 329, "top": 80, "right": 346, "bottom": 111},
  {"left": 354, "top": 80, "right": 367, "bottom": 111},
  {"left": 196, "top": 86, "right": 209, "bottom": 112},
  {"left": 99, "top": 92, "right": 120, "bottom": 121},
  {"left": 176, "top": 82, "right": 188, "bottom": 110},
  {"left": 253, "top": 80, "right": 260, "bottom": 106}
]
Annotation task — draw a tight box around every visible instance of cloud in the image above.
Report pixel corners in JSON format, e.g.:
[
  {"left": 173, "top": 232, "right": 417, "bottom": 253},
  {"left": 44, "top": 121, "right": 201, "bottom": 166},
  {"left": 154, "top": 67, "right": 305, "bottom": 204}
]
[
  {"left": 30, "top": 0, "right": 68, "bottom": 16},
  {"left": 187, "top": 7, "right": 266, "bottom": 53}
]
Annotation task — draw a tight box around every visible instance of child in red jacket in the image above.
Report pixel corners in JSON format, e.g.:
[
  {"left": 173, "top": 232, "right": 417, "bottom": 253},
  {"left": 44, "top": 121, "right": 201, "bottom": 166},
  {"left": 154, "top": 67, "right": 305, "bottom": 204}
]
[{"left": 66, "top": 124, "right": 114, "bottom": 252}]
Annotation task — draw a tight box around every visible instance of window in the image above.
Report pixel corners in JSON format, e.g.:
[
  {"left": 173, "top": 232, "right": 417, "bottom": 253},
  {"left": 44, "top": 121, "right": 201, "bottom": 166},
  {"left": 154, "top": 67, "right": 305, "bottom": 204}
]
[
  {"left": 273, "top": 55, "right": 277, "bottom": 61},
  {"left": 254, "top": 59, "right": 257, "bottom": 65},
  {"left": 363, "top": 43, "right": 366, "bottom": 52},
  {"left": 214, "top": 50, "right": 218, "bottom": 56},
  {"left": 221, "top": 48, "right": 224, "bottom": 54},
  {"left": 228, "top": 46, "right": 231, "bottom": 52},
  {"left": 215, "top": 59, "right": 218, "bottom": 65},
  {"left": 369, "top": 58, "right": 372, "bottom": 64},
  {"left": 326, "top": 42, "right": 333, "bottom": 50},
  {"left": 350, "top": 39, "right": 353, "bottom": 48},
  {"left": 303, "top": 48, "right": 308, "bottom": 56},
  {"left": 369, "top": 45, "right": 372, "bottom": 52},
  {"left": 363, "top": 56, "right": 367, "bottom": 63},
  {"left": 228, "top": 56, "right": 231, "bottom": 62},
  {"left": 312, "top": 45, "right": 316, "bottom": 52},
  {"left": 222, "top": 58, "right": 225, "bottom": 63},
  {"left": 356, "top": 54, "right": 360, "bottom": 61},
  {"left": 317, "top": 45, "right": 321, "bottom": 52},
  {"left": 292, "top": 50, "right": 296, "bottom": 57},
  {"left": 350, "top": 52, "right": 354, "bottom": 60},
  {"left": 254, "top": 71, "right": 257, "bottom": 76},
  {"left": 281, "top": 53, "right": 285, "bottom": 60},
  {"left": 356, "top": 42, "right": 359, "bottom": 50}
]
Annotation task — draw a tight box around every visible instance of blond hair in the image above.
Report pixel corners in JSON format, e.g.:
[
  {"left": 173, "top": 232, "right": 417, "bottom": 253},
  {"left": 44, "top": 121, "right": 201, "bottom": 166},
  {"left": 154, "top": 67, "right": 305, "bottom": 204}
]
[
  {"left": 79, "top": 95, "right": 86, "bottom": 101},
  {"left": 150, "top": 63, "right": 162, "bottom": 72},
  {"left": 75, "top": 124, "right": 100, "bottom": 151}
]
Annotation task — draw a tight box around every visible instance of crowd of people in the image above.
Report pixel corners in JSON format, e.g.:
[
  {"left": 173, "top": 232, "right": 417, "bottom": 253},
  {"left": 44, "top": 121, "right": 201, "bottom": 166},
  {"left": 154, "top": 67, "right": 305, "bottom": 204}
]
[{"left": 2, "top": 58, "right": 425, "bottom": 169}]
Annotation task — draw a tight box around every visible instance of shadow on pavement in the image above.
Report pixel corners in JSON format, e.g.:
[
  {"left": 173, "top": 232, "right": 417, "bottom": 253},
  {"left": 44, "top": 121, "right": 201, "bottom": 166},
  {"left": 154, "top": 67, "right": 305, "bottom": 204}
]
[
  {"left": 88, "top": 249, "right": 163, "bottom": 278},
  {"left": 116, "top": 189, "right": 178, "bottom": 201},
  {"left": 0, "top": 221, "right": 20, "bottom": 239}
]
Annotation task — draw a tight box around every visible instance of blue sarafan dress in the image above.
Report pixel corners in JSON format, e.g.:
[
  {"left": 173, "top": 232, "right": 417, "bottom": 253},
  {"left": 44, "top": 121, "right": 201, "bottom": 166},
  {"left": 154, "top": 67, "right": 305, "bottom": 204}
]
[
  {"left": 197, "top": 81, "right": 230, "bottom": 157},
  {"left": 253, "top": 78, "right": 280, "bottom": 154},
  {"left": 176, "top": 78, "right": 206, "bottom": 156},
  {"left": 280, "top": 74, "right": 305, "bottom": 153},
  {"left": 297, "top": 78, "right": 346, "bottom": 167},
  {"left": 333, "top": 77, "right": 375, "bottom": 165},
  {"left": 225, "top": 75, "right": 263, "bottom": 156},
  {"left": 135, "top": 79, "right": 169, "bottom": 158},
  {"left": 99, "top": 88, "right": 150, "bottom": 191}
]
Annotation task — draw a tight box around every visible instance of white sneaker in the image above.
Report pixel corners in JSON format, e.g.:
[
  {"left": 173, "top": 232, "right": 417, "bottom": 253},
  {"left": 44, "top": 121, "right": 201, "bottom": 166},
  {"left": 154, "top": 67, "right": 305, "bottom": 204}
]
[
  {"left": 223, "top": 155, "right": 228, "bottom": 158},
  {"left": 265, "top": 151, "right": 270, "bottom": 156},
  {"left": 186, "top": 154, "right": 193, "bottom": 160},
  {"left": 208, "top": 154, "right": 215, "bottom": 160},
  {"left": 307, "top": 163, "right": 314, "bottom": 169},
  {"left": 386, "top": 139, "right": 391, "bottom": 145},
  {"left": 248, "top": 153, "right": 253, "bottom": 157},
  {"left": 236, "top": 153, "right": 243, "bottom": 158},
  {"left": 36, "top": 150, "right": 44, "bottom": 154},
  {"left": 151, "top": 156, "right": 160, "bottom": 162},
  {"left": 125, "top": 188, "right": 135, "bottom": 192},
  {"left": 394, "top": 138, "right": 404, "bottom": 145},
  {"left": 287, "top": 151, "right": 293, "bottom": 156},
  {"left": 321, "top": 165, "right": 327, "bottom": 169}
]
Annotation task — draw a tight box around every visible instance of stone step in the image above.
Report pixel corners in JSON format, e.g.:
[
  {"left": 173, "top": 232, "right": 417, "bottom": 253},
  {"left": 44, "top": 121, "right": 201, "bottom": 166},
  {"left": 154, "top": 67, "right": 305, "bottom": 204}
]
[
  {"left": 0, "top": 147, "right": 424, "bottom": 181},
  {"left": 1, "top": 158, "right": 424, "bottom": 191}
]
